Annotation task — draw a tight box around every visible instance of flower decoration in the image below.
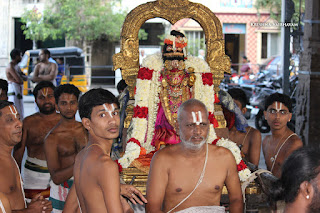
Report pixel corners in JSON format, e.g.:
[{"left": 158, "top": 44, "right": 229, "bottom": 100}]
[
  {"left": 202, "top": 73, "right": 213, "bottom": 86},
  {"left": 212, "top": 138, "right": 252, "bottom": 182},
  {"left": 119, "top": 54, "right": 218, "bottom": 170},
  {"left": 133, "top": 106, "right": 148, "bottom": 119},
  {"left": 208, "top": 112, "right": 219, "bottom": 128},
  {"left": 137, "top": 67, "right": 154, "bottom": 80}
]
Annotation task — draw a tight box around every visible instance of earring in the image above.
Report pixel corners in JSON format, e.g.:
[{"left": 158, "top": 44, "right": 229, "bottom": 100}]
[{"left": 307, "top": 195, "right": 310, "bottom": 199}]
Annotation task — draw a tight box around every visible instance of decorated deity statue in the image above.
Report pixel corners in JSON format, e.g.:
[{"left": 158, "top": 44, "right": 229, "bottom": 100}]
[
  {"left": 118, "top": 31, "right": 216, "bottom": 166},
  {"left": 117, "top": 30, "right": 251, "bottom": 182}
]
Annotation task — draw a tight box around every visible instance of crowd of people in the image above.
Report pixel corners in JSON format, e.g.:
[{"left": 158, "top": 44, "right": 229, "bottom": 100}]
[{"left": 0, "top": 30, "right": 316, "bottom": 213}]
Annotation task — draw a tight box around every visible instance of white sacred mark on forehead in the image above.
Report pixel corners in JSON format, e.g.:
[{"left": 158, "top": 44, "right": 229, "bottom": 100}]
[
  {"left": 9, "top": 105, "right": 18, "bottom": 119},
  {"left": 103, "top": 103, "right": 115, "bottom": 118},
  {"left": 275, "top": 101, "right": 283, "bottom": 113},
  {"left": 41, "top": 88, "right": 48, "bottom": 97},
  {"left": 191, "top": 111, "right": 202, "bottom": 125}
]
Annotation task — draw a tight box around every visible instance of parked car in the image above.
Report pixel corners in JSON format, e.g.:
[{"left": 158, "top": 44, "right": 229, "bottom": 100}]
[{"left": 19, "top": 47, "right": 88, "bottom": 94}]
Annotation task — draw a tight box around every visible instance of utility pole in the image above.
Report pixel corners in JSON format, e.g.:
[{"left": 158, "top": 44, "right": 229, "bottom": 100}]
[{"left": 281, "top": 0, "right": 294, "bottom": 95}]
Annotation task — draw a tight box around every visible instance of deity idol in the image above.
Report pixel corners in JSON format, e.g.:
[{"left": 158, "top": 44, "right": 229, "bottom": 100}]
[{"left": 118, "top": 30, "right": 219, "bottom": 169}]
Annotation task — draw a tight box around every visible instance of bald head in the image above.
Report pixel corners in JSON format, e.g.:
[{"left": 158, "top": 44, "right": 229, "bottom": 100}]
[{"left": 177, "top": 99, "right": 208, "bottom": 123}]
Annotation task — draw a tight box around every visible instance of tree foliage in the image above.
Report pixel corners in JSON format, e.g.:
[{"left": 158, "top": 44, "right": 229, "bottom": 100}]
[
  {"left": 21, "top": 0, "right": 148, "bottom": 44},
  {"left": 21, "top": 6, "right": 61, "bottom": 42},
  {"left": 255, "top": 0, "right": 304, "bottom": 25}
]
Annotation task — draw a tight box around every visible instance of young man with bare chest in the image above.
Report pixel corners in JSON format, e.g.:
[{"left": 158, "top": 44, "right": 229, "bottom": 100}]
[
  {"left": 0, "top": 100, "right": 52, "bottom": 212},
  {"left": 73, "top": 88, "right": 135, "bottom": 212},
  {"left": 146, "top": 99, "right": 243, "bottom": 213},
  {"left": 13, "top": 81, "right": 61, "bottom": 200},
  {"left": 228, "top": 88, "right": 261, "bottom": 166},
  {"left": 262, "top": 93, "right": 303, "bottom": 178},
  {"left": 32, "top": 49, "right": 58, "bottom": 86},
  {"left": 44, "top": 84, "right": 87, "bottom": 212},
  {"left": 5, "top": 49, "right": 27, "bottom": 119}
]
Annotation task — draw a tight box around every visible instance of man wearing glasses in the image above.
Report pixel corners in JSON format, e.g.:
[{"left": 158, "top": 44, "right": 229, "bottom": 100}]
[{"left": 262, "top": 93, "right": 303, "bottom": 178}]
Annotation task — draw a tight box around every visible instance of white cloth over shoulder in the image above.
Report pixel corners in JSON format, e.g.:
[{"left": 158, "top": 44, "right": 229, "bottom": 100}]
[
  {"left": 175, "top": 206, "right": 225, "bottom": 213},
  {"left": 8, "top": 81, "right": 24, "bottom": 119},
  {"left": 0, "top": 199, "right": 6, "bottom": 213}
]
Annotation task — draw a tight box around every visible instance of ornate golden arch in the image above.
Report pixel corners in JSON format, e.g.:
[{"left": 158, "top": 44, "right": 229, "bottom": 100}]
[{"left": 113, "top": 0, "right": 230, "bottom": 128}]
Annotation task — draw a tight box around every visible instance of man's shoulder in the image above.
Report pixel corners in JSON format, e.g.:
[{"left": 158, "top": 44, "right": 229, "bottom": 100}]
[
  {"left": 287, "top": 133, "right": 303, "bottom": 148},
  {"left": 209, "top": 144, "right": 233, "bottom": 156},
  {"left": 23, "top": 113, "right": 41, "bottom": 124}
]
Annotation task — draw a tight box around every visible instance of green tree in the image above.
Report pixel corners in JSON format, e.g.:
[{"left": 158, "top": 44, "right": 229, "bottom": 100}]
[
  {"left": 21, "top": 0, "right": 147, "bottom": 47},
  {"left": 21, "top": 6, "right": 61, "bottom": 49},
  {"left": 255, "top": 0, "right": 304, "bottom": 27}
]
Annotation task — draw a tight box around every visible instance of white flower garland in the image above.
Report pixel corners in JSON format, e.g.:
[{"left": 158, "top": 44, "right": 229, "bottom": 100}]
[
  {"left": 215, "top": 138, "right": 252, "bottom": 182},
  {"left": 120, "top": 54, "right": 217, "bottom": 169}
]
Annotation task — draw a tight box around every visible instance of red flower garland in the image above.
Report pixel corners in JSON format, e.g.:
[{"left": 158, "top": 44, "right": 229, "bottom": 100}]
[
  {"left": 128, "top": 138, "right": 142, "bottom": 147},
  {"left": 237, "top": 160, "right": 248, "bottom": 171},
  {"left": 208, "top": 112, "right": 219, "bottom": 128},
  {"left": 214, "top": 93, "right": 220, "bottom": 103},
  {"left": 211, "top": 138, "right": 220, "bottom": 145},
  {"left": 115, "top": 160, "right": 123, "bottom": 173},
  {"left": 127, "top": 138, "right": 147, "bottom": 155},
  {"left": 133, "top": 106, "right": 148, "bottom": 119},
  {"left": 137, "top": 67, "right": 154, "bottom": 80},
  {"left": 201, "top": 73, "right": 213, "bottom": 86}
]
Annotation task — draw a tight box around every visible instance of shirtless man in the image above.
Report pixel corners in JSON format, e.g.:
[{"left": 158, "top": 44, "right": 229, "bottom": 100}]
[
  {"left": 0, "top": 100, "right": 52, "bottom": 212},
  {"left": 72, "top": 88, "right": 138, "bottom": 212},
  {"left": 262, "top": 93, "right": 303, "bottom": 178},
  {"left": 32, "top": 49, "right": 58, "bottom": 86},
  {"left": 44, "top": 84, "right": 87, "bottom": 212},
  {"left": 228, "top": 88, "right": 261, "bottom": 166},
  {"left": 6, "top": 49, "right": 27, "bottom": 119},
  {"left": 146, "top": 99, "right": 243, "bottom": 213},
  {"left": 0, "top": 79, "right": 8, "bottom": 101},
  {"left": 13, "top": 81, "right": 61, "bottom": 200}
]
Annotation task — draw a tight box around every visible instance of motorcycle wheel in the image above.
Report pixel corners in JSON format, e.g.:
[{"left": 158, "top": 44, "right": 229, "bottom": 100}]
[{"left": 255, "top": 110, "right": 271, "bottom": 133}]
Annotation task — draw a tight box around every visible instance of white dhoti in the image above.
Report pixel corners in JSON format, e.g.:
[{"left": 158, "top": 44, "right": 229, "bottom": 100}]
[
  {"left": 22, "top": 156, "right": 51, "bottom": 200},
  {"left": 175, "top": 206, "right": 225, "bottom": 213},
  {"left": 8, "top": 82, "right": 24, "bottom": 119},
  {"left": 49, "top": 177, "right": 74, "bottom": 213}
]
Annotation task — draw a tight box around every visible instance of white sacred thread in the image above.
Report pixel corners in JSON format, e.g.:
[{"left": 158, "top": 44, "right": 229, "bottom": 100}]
[
  {"left": 103, "top": 104, "right": 115, "bottom": 118},
  {"left": 167, "top": 142, "right": 208, "bottom": 213},
  {"left": 41, "top": 88, "right": 48, "bottom": 97},
  {"left": 191, "top": 111, "right": 202, "bottom": 125},
  {"left": 9, "top": 105, "right": 18, "bottom": 119}
]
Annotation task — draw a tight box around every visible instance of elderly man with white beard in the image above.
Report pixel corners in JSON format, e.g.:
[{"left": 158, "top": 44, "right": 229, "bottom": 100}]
[{"left": 146, "top": 99, "right": 243, "bottom": 213}]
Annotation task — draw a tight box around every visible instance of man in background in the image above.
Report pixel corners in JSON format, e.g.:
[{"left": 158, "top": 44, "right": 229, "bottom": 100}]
[
  {"left": 262, "top": 93, "right": 303, "bottom": 178},
  {"left": 13, "top": 81, "right": 61, "bottom": 200},
  {"left": 32, "top": 49, "right": 58, "bottom": 86},
  {"left": 228, "top": 88, "right": 261, "bottom": 166},
  {"left": 0, "top": 79, "right": 8, "bottom": 101},
  {"left": 6, "top": 49, "right": 27, "bottom": 119},
  {"left": 44, "top": 84, "right": 87, "bottom": 212}
]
